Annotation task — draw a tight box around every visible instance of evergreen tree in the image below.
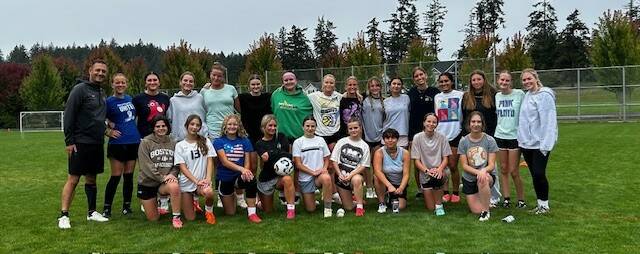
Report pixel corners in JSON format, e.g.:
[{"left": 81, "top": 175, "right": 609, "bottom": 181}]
[
  {"left": 385, "top": 0, "right": 420, "bottom": 63},
  {"left": 476, "top": 0, "right": 505, "bottom": 39},
  {"left": 591, "top": 10, "right": 640, "bottom": 104},
  {"left": 8, "top": 45, "right": 29, "bottom": 64},
  {"left": 313, "top": 16, "right": 339, "bottom": 67},
  {"left": 625, "top": 0, "right": 640, "bottom": 23},
  {"left": 498, "top": 32, "right": 533, "bottom": 75},
  {"left": 423, "top": 0, "right": 447, "bottom": 58},
  {"left": 276, "top": 27, "right": 288, "bottom": 63},
  {"left": 365, "top": 18, "right": 386, "bottom": 62},
  {"left": 456, "top": 8, "right": 480, "bottom": 58},
  {"left": 282, "top": 25, "right": 315, "bottom": 70},
  {"left": 20, "top": 54, "right": 65, "bottom": 110},
  {"left": 83, "top": 46, "right": 125, "bottom": 95},
  {"left": 342, "top": 33, "right": 382, "bottom": 82},
  {"left": 526, "top": 0, "right": 559, "bottom": 69},
  {"left": 161, "top": 40, "right": 207, "bottom": 89},
  {"left": 52, "top": 56, "right": 80, "bottom": 101},
  {"left": 0, "top": 49, "right": 3, "bottom": 63},
  {"left": 556, "top": 10, "right": 590, "bottom": 68}
]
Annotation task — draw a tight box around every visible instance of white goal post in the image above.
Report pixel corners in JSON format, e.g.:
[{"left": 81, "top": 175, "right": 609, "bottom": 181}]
[{"left": 19, "top": 111, "right": 64, "bottom": 133}]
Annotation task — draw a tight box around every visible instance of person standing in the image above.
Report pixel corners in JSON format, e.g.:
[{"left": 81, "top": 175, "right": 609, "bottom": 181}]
[
  {"left": 59, "top": 59, "right": 110, "bottom": 229},
  {"left": 271, "top": 71, "right": 313, "bottom": 143},
  {"left": 518, "top": 68, "right": 558, "bottom": 215},
  {"left": 133, "top": 72, "right": 170, "bottom": 138},
  {"left": 238, "top": 74, "right": 272, "bottom": 146},
  {"left": 167, "top": 71, "right": 208, "bottom": 142}
]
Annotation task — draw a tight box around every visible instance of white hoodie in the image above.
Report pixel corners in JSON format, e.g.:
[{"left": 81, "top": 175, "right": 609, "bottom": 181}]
[
  {"left": 517, "top": 87, "right": 558, "bottom": 153},
  {"left": 168, "top": 90, "right": 208, "bottom": 141}
]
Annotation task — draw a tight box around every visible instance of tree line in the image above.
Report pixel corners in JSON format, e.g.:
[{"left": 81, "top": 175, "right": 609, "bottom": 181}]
[{"left": 1, "top": 0, "right": 639, "bottom": 128}]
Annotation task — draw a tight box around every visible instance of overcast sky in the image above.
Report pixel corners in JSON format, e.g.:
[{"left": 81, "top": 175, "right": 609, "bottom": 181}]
[{"left": 0, "top": 0, "right": 628, "bottom": 60}]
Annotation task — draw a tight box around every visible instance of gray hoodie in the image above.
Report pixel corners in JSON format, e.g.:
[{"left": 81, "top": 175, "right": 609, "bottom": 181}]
[
  {"left": 137, "top": 134, "right": 179, "bottom": 187},
  {"left": 517, "top": 87, "right": 558, "bottom": 153},
  {"left": 167, "top": 90, "right": 208, "bottom": 141}
]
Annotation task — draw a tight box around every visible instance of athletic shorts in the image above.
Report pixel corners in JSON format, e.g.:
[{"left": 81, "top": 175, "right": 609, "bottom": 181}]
[
  {"left": 462, "top": 174, "right": 496, "bottom": 195},
  {"left": 68, "top": 143, "right": 104, "bottom": 176},
  {"left": 495, "top": 138, "right": 519, "bottom": 150},
  {"left": 448, "top": 133, "right": 463, "bottom": 148},
  {"left": 216, "top": 176, "right": 258, "bottom": 198},
  {"left": 335, "top": 172, "right": 363, "bottom": 191},
  {"left": 300, "top": 179, "right": 319, "bottom": 194},
  {"left": 107, "top": 143, "right": 139, "bottom": 162},
  {"left": 321, "top": 132, "right": 342, "bottom": 146},
  {"left": 387, "top": 183, "right": 407, "bottom": 200},
  {"left": 365, "top": 140, "right": 381, "bottom": 150},
  {"left": 257, "top": 177, "right": 279, "bottom": 196},
  {"left": 421, "top": 175, "right": 448, "bottom": 190},
  {"left": 137, "top": 184, "right": 160, "bottom": 200}
]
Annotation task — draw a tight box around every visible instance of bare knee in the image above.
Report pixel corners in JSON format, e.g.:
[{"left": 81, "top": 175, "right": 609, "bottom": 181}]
[{"left": 351, "top": 175, "right": 363, "bottom": 187}]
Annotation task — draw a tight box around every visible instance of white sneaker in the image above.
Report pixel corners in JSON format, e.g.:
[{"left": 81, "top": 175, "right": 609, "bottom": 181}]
[
  {"left": 478, "top": 211, "right": 490, "bottom": 221},
  {"left": 332, "top": 193, "right": 342, "bottom": 205},
  {"left": 140, "top": 204, "right": 145, "bottom": 212},
  {"left": 58, "top": 216, "right": 71, "bottom": 229},
  {"left": 377, "top": 203, "right": 387, "bottom": 213},
  {"left": 336, "top": 208, "right": 345, "bottom": 217},
  {"left": 323, "top": 208, "right": 332, "bottom": 218},
  {"left": 237, "top": 195, "right": 248, "bottom": 209},
  {"left": 216, "top": 198, "right": 223, "bottom": 208},
  {"left": 87, "top": 211, "right": 109, "bottom": 222},
  {"left": 159, "top": 197, "right": 169, "bottom": 211},
  {"left": 366, "top": 188, "right": 377, "bottom": 199}
]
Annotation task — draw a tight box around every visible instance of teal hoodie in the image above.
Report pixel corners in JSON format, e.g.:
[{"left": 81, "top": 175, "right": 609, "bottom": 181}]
[{"left": 271, "top": 85, "right": 312, "bottom": 139}]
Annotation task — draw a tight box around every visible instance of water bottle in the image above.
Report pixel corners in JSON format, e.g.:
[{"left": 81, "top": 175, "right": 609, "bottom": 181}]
[{"left": 392, "top": 199, "right": 400, "bottom": 213}]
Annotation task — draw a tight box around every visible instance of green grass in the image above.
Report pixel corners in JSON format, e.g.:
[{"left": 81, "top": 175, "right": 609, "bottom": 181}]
[{"left": 1, "top": 123, "right": 639, "bottom": 253}]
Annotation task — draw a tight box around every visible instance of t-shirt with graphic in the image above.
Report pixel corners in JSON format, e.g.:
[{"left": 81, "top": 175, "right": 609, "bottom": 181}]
[
  {"left": 383, "top": 94, "right": 410, "bottom": 136},
  {"left": 361, "top": 96, "right": 385, "bottom": 143},
  {"left": 330, "top": 137, "right": 371, "bottom": 174},
  {"left": 255, "top": 133, "right": 290, "bottom": 182},
  {"left": 174, "top": 138, "right": 216, "bottom": 192},
  {"left": 292, "top": 135, "right": 330, "bottom": 182},
  {"left": 106, "top": 95, "right": 141, "bottom": 144},
  {"left": 457, "top": 134, "right": 498, "bottom": 182},
  {"left": 213, "top": 135, "right": 253, "bottom": 182},
  {"left": 133, "top": 92, "right": 170, "bottom": 137},
  {"left": 270, "top": 85, "right": 313, "bottom": 139},
  {"left": 411, "top": 131, "right": 452, "bottom": 184},
  {"left": 434, "top": 90, "right": 464, "bottom": 141},
  {"left": 339, "top": 97, "right": 362, "bottom": 136},
  {"left": 495, "top": 89, "right": 525, "bottom": 140},
  {"left": 202, "top": 84, "right": 238, "bottom": 138},
  {"left": 308, "top": 91, "right": 342, "bottom": 137}
]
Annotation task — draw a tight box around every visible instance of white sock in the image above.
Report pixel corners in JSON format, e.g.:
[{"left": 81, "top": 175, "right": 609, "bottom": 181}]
[
  {"left": 247, "top": 207, "right": 256, "bottom": 216},
  {"left": 172, "top": 212, "right": 181, "bottom": 218},
  {"left": 435, "top": 204, "right": 443, "bottom": 209},
  {"left": 160, "top": 197, "right": 169, "bottom": 206},
  {"left": 540, "top": 200, "right": 549, "bottom": 208},
  {"left": 356, "top": 203, "right": 363, "bottom": 209},
  {"left": 286, "top": 204, "right": 295, "bottom": 210},
  {"left": 236, "top": 194, "right": 245, "bottom": 200},
  {"left": 205, "top": 205, "right": 213, "bottom": 212}
]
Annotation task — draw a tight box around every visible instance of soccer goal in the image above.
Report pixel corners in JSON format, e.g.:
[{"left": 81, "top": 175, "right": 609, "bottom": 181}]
[{"left": 19, "top": 111, "right": 64, "bottom": 133}]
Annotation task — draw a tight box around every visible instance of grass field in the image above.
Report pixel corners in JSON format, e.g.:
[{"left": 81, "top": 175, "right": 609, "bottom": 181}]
[{"left": 1, "top": 122, "right": 639, "bottom": 253}]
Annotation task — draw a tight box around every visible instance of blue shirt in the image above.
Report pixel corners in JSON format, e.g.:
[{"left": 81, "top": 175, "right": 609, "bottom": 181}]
[
  {"left": 213, "top": 135, "right": 253, "bottom": 181},
  {"left": 106, "top": 95, "right": 141, "bottom": 144}
]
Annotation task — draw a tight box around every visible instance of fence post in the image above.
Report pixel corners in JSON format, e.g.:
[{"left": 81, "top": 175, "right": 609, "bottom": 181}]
[
  {"left": 383, "top": 63, "right": 388, "bottom": 94},
  {"left": 622, "top": 66, "right": 627, "bottom": 122},
  {"left": 454, "top": 59, "right": 459, "bottom": 90},
  {"left": 264, "top": 70, "right": 269, "bottom": 92},
  {"left": 577, "top": 69, "right": 581, "bottom": 121},
  {"left": 320, "top": 68, "right": 324, "bottom": 80},
  {"left": 351, "top": 65, "right": 355, "bottom": 76}
]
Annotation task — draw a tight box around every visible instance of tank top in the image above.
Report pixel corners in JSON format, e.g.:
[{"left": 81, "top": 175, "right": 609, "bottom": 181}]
[{"left": 382, "top": 147, "right": 404, "bottom": 185}]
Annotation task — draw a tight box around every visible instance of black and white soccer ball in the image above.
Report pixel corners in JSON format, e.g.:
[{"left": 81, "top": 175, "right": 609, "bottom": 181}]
[{"left": 274, "top": 157, "right": 294, "bottom": 176}]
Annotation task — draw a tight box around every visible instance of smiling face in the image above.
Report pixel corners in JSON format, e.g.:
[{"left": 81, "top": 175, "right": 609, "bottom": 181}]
[
  {"left": 498, "top": 73, "right": 512, "bottom": 94},
  {"left": 153, "top": 120, "right": 168, "bottom": 136},
  {"left": 423, "top": 114, "right": 438, "bottom": 133},
  {"left": 346, "top": 78, "right": 358, "bottom": 95},
  {"left": 186, "top": 117, "right": 202, "bottom": 135},
  {"left": 282, "top": 72, "right": 297, "bottom": 91},
  {"left": 438, "top": 75, "right": 452, "bottom": 93},
  {"left": 264, "top": 119, "right": 277, "bottom": 137},
  {"left": 111, "top": 75, "right": 127, "bottom": 95},
  {"left": 224, "top": 117, "right": 239, "bottom": 136},
  {"left": 302, "top": 119, "right": 317, "bottom": 137},
  {"left": 368, "top": 79, "right": 381, "bottom": 97},
  {"left": 145, "top": 74, "right": 160, "bottom": 92},
  {"left": 89, "top": 63, "right": 107, "bottom": 84},
  {"left": 347, "top": 121, "right": 361, "bottom": 138},
  {"left": 249, "top": 78, "right": 263, "bottom": 94},
  {"left": 413, "top": 69, "right": 427, "bottom": 87},
  {"left": 322, "top": 75, "right": 336, "bottom": 95},
  {"left": 521, "top": 72, "right": 539, "bottom": 92},
  {"left": 390, "top": 79, "right": 403, "bottom": 96},
  {"left": 470, "top": 73, "right": 485, "bottom": 91},
  {"left": 383, "top": 135, "right": 398, "bottom": 149},
  {"left": 180, "top": 74, "right": 194, "bottom": 93},
  {"left": 210, "top": 68, "right": 225, "bottom": 87},
  {"left": 469, "top": 114, "right": 483, "bottom": 134}
]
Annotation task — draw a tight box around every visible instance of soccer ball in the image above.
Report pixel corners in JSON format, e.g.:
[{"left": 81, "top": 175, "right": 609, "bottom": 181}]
[{"left": 274, "top": 157, "right": 294, "bottom": 176}]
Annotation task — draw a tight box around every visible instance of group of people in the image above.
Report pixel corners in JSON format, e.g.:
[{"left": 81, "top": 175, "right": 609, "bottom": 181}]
[{"left": 58, "top": 59, "right": 558, "bottom": 229}]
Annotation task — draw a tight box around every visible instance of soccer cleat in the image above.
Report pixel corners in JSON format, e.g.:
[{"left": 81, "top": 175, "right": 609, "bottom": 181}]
[
  {"left": 248, "top": 214, "right": 262, "bottom": 223},
  {"left": 516, "top": 200, "right": 527, "bottom": 209},
  {"left": 478, "top": 211, "right": 490, "bottom": 221},
  {"left": 365, "top": 188, "right": 374, "bottom": 199},
  {"left": 377, "top": 203, "right": 387, "bottom": 214},
  {"left": 205, "top": 211, "right": 216, "bottom": 225},
  {"left": 286, "top": 209, "right": 295, "bottom": 219},
  {"left": 442, "top": 194, "right": 451, "bottom": 202},
  {"left": 157, "top": 207, "right": 169, "bottom": 215},
  {"left": 323, "top": 208, "right": 333, "bottom": 218},
  {"left": 87, "top": 211, "right": 109, "bottom": 222},
  {"left": 336, "top": 208, "right": 345, "bottom": 217},
  {"left": 355, "top": 207, "right": 365, "bottom": 217},
  {"left": 534, "top": 206, "right": 550, "bottom": 215},
  {"left": 102, "top": 208, "right": 112, "bottom": 219},
  {"left": 193, "top": 200, "right": 203, "bottom": 213},
  {"left": 490, "top": 202, "right": 498, "bottom": 209},
  {"left": 450, "top": 194, "right": 461, "bottom": 203},
  {"left": 58, "top": 216, "right": 71, "bottom": 229},
  {"left": 140, "top": 204, "right": 145, "bottom": 213},
  {"left": 502, "top": 199, "right": 511, "bottom": 209},
  {"left": 172, "top": 217, "right": 183, "bottom": 229},
  {"left": 435, "top": 207, "right": 446, "bottom": 216},
  {"left": 237, "top": 196, "right": 248, "bottom": 209},
  {"left": 122, "top": 206, "right": 133, "bottom": 215}
]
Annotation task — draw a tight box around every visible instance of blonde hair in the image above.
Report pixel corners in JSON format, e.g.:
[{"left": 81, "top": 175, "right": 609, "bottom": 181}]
[
  {"left": 220, "top": 114, "right": 248, "bottom": 138},
  {"left": 521, "top": 68, "right": 544, "bottom": 88},
  {"left": 344, "top": 76, "right": 360, "bottom": 97},
  {"left": 260, "top": 114, "right": 277, "bottom": 135},
  {"left": 498, "top": 70, "right": 513, "bottom": 88}
]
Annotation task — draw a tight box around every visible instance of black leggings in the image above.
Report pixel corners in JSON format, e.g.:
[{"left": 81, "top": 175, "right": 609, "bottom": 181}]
[{"left": 521, "top": 148, "right": 550, "bottom": 201}]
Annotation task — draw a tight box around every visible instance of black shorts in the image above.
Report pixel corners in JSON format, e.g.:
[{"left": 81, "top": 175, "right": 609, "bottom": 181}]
[
  {"left": 321, "top": 132, "right": 342, "bottom": 146},
  {"left": 495, "top": 138, "right": 519, "bottom": 150},
  {"left": 421, "top": 176, "right": 446, "bottom": 190},
  {"left": 107, "top": 143, "right": 139, "bottom": 162},
  {"left": 387, "top": 183, "right": 407, "bottom": 200},
  {"left": 462, "top": 174, "right": 496, "bottom": 195},
  {"left": 334, "top": 172, "right": 363, "bottom": 191},
  {"left": 137, "top": 184, "right": 160, "bottom": 200},
  {"left": 68, "top": 143, "right": 104, "bottom": 176},
  {"left": 449, "top": 133, "right": 463, "bottom": 148},
  {"left": 216, "top": 176, "right": 258, "bottom": 198},
  {"left": 365, "top": 140, "right": 381, "bottom": 150}
]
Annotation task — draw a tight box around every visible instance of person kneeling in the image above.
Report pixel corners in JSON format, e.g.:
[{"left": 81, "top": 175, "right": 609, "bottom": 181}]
[{"left": 373, "top": 128, "right": 410, "bottom": 213}]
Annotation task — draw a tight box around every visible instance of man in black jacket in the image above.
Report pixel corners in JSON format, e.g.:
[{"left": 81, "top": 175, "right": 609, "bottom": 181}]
[{"left": 58, "top": 59, "right": 109, "bottom": 229}]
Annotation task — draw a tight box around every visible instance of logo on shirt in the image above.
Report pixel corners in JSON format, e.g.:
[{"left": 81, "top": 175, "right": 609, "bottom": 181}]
[{"left": 467, "top": 146, "right": 487, "bottom": 168}]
